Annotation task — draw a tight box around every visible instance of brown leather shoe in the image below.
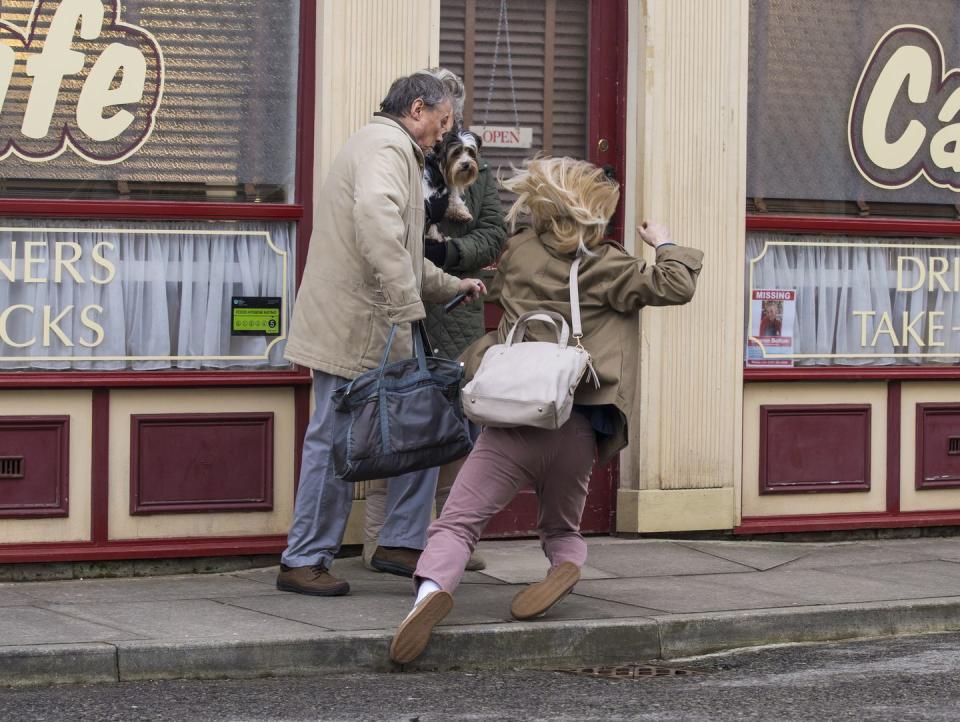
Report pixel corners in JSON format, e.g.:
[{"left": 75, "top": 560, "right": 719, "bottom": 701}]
[
  {"left": 276, "top": 563, "right": 350, "bottom": 596},
  {"left": 370, "top": 546, "right": 421, "bottom": 577},
  {"left": 510, "top": 561, "right": 580, "bottom": 620}
]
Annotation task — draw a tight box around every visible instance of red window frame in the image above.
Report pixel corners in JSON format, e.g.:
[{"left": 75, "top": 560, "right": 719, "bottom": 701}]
[
  {"left": 0, "top": 0, "right": 317, "bottom": 391},
  {"left": 745, "top": 213, "right": 960, "bottom": 383}
]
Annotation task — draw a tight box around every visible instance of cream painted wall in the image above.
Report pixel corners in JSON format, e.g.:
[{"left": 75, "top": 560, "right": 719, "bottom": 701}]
[
  {"left": 742, "top": 383, "right": 887, "bottom": 518},
  {"left": 314, "top": 0, "right": 440, "bottom": 185},
  {"left": 625, "top": 0, "right": 748, "bottom": 501},
  {"left": 0, "top": 391, "right": 91, "bottom": 544},
  {"left": 107, "top": 389, "right": 295, "bottom": 540}
]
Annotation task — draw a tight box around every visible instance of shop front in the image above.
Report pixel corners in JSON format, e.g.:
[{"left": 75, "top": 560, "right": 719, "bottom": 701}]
[
  {"left": 740, "top": 0, "right": 960, "bottom": 533},
  {"left": 11, "top": 0, "right": 956, "bottom": 564},
  {"left": 0, "top": 0, "right": 315, "bottom": 562},
  {"left": 0, "top": 0, "right": 740, "bottom": 562},
  {"left": 0, "top": 0, "right": 637, "bottom": 565}
]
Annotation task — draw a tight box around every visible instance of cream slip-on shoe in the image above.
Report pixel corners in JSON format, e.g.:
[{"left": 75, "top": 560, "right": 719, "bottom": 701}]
[
  {"left": 510, "top": 561, "right": 580, "bottom": 620},
  {"left": 389, "top": 590, "right": 453, "bottom": 664}
]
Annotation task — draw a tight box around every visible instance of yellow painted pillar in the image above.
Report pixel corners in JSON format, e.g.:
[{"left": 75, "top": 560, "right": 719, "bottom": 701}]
[{"left": 618, "top": 0, "right": 748, "bottom": 532}]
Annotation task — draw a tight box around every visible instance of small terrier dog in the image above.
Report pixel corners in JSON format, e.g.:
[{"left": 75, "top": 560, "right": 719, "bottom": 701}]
[{"left": 423, "top": 129, "right": 482, "bottom": 242}]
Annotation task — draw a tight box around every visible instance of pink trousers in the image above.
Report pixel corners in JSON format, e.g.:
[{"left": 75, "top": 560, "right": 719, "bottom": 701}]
[{"left": 415, "top": 412, "right": 597, "bottom": 593}]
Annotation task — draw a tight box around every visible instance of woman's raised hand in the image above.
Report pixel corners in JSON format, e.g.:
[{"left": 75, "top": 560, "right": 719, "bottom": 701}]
[{"left": 638, "top": 221, "right": 673, "bottom": 249}]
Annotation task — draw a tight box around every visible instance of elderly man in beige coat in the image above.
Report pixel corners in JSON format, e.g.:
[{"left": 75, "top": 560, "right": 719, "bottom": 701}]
[{"left": 278, "top": 73, "right": 486, "bottom": 597}]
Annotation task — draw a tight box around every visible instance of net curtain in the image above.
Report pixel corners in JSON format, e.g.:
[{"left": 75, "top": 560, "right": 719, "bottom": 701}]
[
  {"left": 0, "top": 219, "right": 294, "bottom": 370},
  {"left": 747, "top": 233, "right": 960, "bottom": 367}
]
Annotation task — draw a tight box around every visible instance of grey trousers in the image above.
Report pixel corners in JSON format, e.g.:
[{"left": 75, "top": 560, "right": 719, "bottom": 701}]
[{"left": 281, "top": 370, "right": 439, "bottom": 569}]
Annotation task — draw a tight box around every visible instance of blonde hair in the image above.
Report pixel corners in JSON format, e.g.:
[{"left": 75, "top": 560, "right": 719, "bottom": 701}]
[{"left": 501, "top": 157, "right": 619, "bottom": 255}]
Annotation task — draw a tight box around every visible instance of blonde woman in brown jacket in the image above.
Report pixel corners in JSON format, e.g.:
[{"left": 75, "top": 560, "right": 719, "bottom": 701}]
[{"left": 389, "top": 157, "right": 704, "bottom": 664}]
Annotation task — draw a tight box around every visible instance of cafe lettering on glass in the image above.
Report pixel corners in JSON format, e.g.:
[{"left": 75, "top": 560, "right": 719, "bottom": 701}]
[
  {"left": 0, "top": 228, "right": 289, "bottom": 361},
  {"left": 0, "top": 0, "right": 164, "bottom": 164},
  {"left": 853, "top": 250, "right": 960, "bottom": 351},
  {"left": 849, "top": 24, "right": 960, "bottom": 191},
  {"left": 0, "top": 234, "right": 114, "bottom": 349}
]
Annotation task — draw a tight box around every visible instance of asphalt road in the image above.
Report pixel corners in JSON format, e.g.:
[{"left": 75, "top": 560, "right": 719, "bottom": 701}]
[{"left": 3, "top": 632, "right": 960, "bottom": 721}]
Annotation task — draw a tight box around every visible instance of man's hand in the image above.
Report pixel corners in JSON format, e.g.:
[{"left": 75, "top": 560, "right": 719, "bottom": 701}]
[
  {"left": 638, "top": 221, "right": 674, "bottom": 249},
  {"left": 458, "top": 277, "right": 487, "bottom": 302}
]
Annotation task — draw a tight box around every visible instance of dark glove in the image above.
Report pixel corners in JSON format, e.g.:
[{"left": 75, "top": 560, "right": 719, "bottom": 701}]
[
  {"left": 425, "top": 193, "right": 450, "bottom": 225},
  {"left": 424, "top": 238, "right": 448, "bottom": 267}
]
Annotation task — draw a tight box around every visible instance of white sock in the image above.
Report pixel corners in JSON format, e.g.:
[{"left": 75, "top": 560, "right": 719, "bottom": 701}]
[{"left": 414, "top": 579, "right": 441, "bottom": 607}]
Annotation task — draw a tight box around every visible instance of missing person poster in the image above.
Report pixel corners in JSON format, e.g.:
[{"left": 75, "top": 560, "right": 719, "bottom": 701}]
[{"left": 746, "top": 289, "right": 796, "bottom": 368}]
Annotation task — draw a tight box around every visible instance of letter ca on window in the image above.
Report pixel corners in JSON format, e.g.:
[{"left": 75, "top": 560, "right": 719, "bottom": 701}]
[
  {"left": 0, "top": 0, "right": 164, "bottom": 165},
  {"left": 848, "top": 24, "right": 960, "bottom": 192}
]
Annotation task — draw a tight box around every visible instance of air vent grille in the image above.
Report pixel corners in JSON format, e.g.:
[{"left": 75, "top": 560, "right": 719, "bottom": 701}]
[{"left": 0, "top": 456, "right": 24, "bottom": 479}]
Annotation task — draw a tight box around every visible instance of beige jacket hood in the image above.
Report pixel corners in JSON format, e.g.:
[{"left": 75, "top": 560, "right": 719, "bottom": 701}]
[{"left": 284, "top": 115, "right": 461, "bottom": 379}]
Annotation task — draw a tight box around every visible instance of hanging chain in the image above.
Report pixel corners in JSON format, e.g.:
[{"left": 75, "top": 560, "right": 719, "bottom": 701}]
[{"left": 481, "top": 0, "right": 520, "bottom": 128}]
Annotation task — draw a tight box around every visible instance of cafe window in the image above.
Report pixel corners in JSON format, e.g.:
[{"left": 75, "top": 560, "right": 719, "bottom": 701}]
[
  {"left": 746, "top": 0, "right": 960, "bottom": 370},
  {"left": 0, "top": 218, "right": 294, "bottom": 370},
  {"left": 0, "top": 0, "right": 300, "bottom": 203},
  {"left": 0, "top": 0, "right": 309, "bottom": 371}
]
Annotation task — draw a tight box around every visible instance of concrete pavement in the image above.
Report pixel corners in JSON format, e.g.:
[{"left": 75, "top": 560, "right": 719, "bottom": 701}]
[{"left": 4, "top": 536, "right": 960, "bottom": 686}]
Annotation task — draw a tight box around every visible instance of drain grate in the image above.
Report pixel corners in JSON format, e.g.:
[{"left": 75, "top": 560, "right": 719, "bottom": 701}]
[{"left": 557, "top": 663, "right": 713, "bottom": 679}]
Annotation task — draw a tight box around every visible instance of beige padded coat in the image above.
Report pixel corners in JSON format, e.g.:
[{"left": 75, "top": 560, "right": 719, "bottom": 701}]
[
  {"left": 459, "top": 228, "right": 704, "bottom": 464},
  {"left": 284, "top": 115, "right": 462, "bottom": 379}
]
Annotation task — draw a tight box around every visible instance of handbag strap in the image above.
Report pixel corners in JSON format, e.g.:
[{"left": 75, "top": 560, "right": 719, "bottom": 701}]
[
  {"left": 503, "top": 255, "right": 583, "bottom": 349},
  {"left": 570, "top": 255, "right": 583, "bottom": 347}
]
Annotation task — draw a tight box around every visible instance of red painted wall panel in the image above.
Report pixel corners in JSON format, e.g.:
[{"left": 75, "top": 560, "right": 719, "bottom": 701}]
[
  {"left": 759, "top": 405, "right": 871, "bottom": 494},
  {"left": 916, "top": 404, "right": 960, "bottom": 490},
  {"left": 131, "top": 413, "right": 273, "bottom": 514},
  {"left": 0, "top": 417, "right": 69, "bottom": 518}
]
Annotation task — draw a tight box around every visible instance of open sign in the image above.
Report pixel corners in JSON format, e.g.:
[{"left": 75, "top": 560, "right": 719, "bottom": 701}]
[{"left": 470, "top": 125, "right": 533, "bottom": 149}]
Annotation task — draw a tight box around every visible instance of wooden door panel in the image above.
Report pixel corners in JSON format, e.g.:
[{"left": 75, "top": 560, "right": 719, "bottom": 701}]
[{"left": 441, "top": 0, "right": 627, "bottom": 537}]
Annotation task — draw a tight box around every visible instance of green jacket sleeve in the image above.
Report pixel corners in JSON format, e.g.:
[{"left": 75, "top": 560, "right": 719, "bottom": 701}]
[{"left": 440, "top": 167, "right": 507, "bottom": 275}]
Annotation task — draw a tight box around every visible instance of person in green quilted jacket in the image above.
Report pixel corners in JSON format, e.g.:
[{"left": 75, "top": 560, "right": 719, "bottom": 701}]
[{"left": 363, "top": 68, "right": 507, "bottom": 574}]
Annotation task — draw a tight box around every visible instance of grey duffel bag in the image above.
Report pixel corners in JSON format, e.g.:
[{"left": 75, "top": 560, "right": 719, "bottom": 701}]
[{"left": 331, "top": 322, "right": 473, "bottom": 482}]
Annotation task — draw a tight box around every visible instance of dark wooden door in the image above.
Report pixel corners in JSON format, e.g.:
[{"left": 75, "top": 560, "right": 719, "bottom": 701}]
[{"left": 440, "top": 0, "right": 628, "bottom": 536}]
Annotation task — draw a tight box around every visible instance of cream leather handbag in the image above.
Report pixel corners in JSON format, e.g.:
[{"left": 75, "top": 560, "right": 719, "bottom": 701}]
[{"left": 461, "top": 256, "right": 599, "bottom": 429}]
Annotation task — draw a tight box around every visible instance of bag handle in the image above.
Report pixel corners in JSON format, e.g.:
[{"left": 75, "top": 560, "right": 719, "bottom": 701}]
[
  {"left": 377, "top": 321, "right": 431, "bottom": 372},
  {"left": 505, "top": 310, "right": 570, "bottom": 348},
  {"left": 341, "top": 321, "right": 432, "bottom": 398}
]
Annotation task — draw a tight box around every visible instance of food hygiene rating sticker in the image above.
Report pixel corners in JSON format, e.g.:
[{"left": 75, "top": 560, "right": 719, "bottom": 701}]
[{"left": 231, "top": 297, "right": 281, "bottom": 336}]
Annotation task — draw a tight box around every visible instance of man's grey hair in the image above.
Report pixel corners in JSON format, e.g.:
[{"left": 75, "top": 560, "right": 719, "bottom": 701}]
[
  {"left": 419, "top": 68, "right": 465, "bottom": 127},
  {"left": 380, "top": 73, "right": 451, "bottom": 117}
]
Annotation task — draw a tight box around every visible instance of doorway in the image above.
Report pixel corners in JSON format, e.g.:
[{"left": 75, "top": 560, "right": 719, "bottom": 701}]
[{"left": 439, "top": 0, "right": 628, "bottom": 535}]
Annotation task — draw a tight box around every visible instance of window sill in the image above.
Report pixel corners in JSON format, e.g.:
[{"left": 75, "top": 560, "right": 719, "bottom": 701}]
[
  {"left": 745, "top": 367, "right": 960, "bottom": 382},
  {"left": 0, "top": 199, "right": 303, "bottom": 221},
  {"left": 0, "top": 369, "right": 312, "bottom": 388}
]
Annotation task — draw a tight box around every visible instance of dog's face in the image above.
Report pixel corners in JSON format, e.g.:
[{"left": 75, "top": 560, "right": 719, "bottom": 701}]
[{"left": 437, "top": 130, "right": 481, "bottom": 190}]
